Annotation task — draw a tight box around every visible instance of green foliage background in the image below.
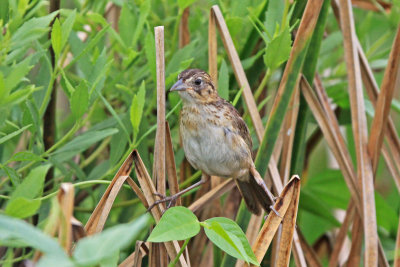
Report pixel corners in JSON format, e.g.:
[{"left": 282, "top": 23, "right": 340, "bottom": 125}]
[{"left": 0, "top": 0, "right": 399, "bottom": 265}]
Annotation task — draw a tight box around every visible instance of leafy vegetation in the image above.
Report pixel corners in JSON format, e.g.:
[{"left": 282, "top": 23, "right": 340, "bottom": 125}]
[{"left": 0, "top": 0, "right": 399, "bottom": 266}]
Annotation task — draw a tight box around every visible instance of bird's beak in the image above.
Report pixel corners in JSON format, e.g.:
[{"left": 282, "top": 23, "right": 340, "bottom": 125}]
[{"left": 170, "top": 79, "right": 187, "bottom": 92}]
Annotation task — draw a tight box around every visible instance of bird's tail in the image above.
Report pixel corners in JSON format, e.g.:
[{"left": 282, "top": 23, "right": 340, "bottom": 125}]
[{"left": 235, "top": 171, "right": 274, "bottom": 215}]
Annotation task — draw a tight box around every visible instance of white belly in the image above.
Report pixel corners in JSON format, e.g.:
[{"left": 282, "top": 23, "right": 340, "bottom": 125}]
[{"left": 181, "top": 122, "right": 250, "bottom": 178}]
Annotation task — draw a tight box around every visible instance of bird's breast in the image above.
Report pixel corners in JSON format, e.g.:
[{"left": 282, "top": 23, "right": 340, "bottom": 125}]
[{"left": 180, "top": 105, "right": 251, "bottom": 178}]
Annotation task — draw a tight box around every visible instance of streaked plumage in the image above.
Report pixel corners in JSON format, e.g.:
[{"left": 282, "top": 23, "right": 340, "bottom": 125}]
[{"left": 171, "top": 69, "right": 274, "bottom": 215}]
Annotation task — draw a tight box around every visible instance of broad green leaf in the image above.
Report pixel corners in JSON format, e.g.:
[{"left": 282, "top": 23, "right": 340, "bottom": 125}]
[
  {"left": 61, "top": 10, "right": 76, "bottom": 50},
  {"left": 203, "top": 219, "right": 259, "bottom": 266},
  {"left": 148, "top": 206, "right": 200, "bottom": 242},
  {"left": 8, "top": 151, "right": 44, "bottom": 163},
  {"left": 130, "top": 81, "right": 146, "bottom": 136},
  {"left": 264, "top": 26, "right": 292, "bottom": 70},
  {"left": 73, "top": 214, "right": 151, "bottom": 266},
  {"left": 71, "top": 82, "right": 89, "bottom": 119},
  {"left": 2, "top": 166, "right": 20, "bottom": 186},
  {"left": 37, "top": 254, "right": 74, "bottom": 267},
  {"left": 51, "top": 18, "right": 61, "bottom": 57},
  {"left": 5, "top": 197, "right": 41, "bottom": 219},
  {"left": 299, "top": 191, "right": 341, "bottom": 227},
  {"left": 205, "top": 217, "right": 259, "bottom": 265},
  {"left": 375, "top": 192, "right": 398, "bottom": 234},
  {"left": 218, "top": 60, "right": 229, "bottom": 101},
  {"left": 0, "top": 215, "right": 69, "bottom": 261},
  {"left": 0, "top": 124, "right": 31, "bottom": 145}
]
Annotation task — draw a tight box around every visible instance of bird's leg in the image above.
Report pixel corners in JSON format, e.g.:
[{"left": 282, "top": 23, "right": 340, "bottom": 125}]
[
  {"left": 147, "top": 174, "right": 210, "bottom": 212},
  {"left": 250, "top": 167, "right": 282, "bottom": 218}
]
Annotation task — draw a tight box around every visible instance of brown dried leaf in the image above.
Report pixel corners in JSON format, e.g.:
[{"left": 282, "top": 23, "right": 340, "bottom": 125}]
[
  {"left": 250, "top": 175, "right": 300, "bottom": 265},
  {"left": 132, "top": 150, "right": 188, "bottom": 267}
]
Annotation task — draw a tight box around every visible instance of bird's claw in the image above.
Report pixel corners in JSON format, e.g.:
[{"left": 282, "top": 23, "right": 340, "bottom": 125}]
[{"left": 269, "top": 205, "right": 282, "bottom": 218}]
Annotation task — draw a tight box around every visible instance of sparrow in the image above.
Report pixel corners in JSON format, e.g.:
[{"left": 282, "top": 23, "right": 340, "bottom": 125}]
[{"left": 150, "top": 69, "right": 276, "bottom": 215}]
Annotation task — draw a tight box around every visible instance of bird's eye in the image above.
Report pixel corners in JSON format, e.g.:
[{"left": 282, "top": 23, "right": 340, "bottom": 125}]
[{"left": 194, "top": 78, "right": 202, "bottom": 85}]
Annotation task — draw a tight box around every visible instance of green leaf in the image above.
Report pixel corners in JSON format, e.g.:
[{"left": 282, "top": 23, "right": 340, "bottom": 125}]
[
  {"left": 130, "top": 81, "right": 146, "bottom": 137},
  {"left": 10, "top": 165, "right": 50, "bottom": 199},
  {"left": 218, "top": 60, "right": 229, "bottom": 101},
  {"left": 52, "top": 128, "right": 118, "bottom": 157},
  {"left": 73, "top": 214, "right": 151, "bottom": 266},
  {"left": 299, "top": 191, "right": 341, "bottom": 227},
  {"left": 5, "top": 165, "right": 49, "bottom": 218},
  {"left": 2, "top": 166, "right": 20, "bottom": 186},
  {"left": 51, "top": 18, "right": 61, "bottom": 57},
  {"left": 118, "top": 4, "right": 135, "bottom": 46},
  {"left": 71, "top": 82, "right": 89, "bottom": 119},
  {"left": 61, "top": 10, "right": 76, "bottom": 50},
  {"left": 148, "top": 206, "right": 200, "bottom": 242},
  {"left": 3, "top": 56, "right": 34, "bottom": 94},
  {"left": 11, "top": 11, "right": 59, "bottom": 50},
  {"left": 8, "top": 151, "right": 44, "bottom": 163},
  {"left": 264, "top": 0, "right": 285, "bottom": 40},
  {"left": 263, "top": 26, "right": 292, "bottom": 70},
  {"left": 203, "top": 217, "right": 259, "bottom": 265},
  {"left": 145, "top": 32, "right": 156, "bottom": 82},
  {"left": 0, "top": 124, "right": 31, "bottom": 145},
  {"left": 178, "top": 0, "right": 196, "bottom": 9},
  {"left": 5, "top": 197, "right": 41, "bottom": 219},
  {"left": 132, "top": 1, "right": 150, "bottom": 46},
  {"left": 0, "top": 214, "right": 68, "bottom": 258}
]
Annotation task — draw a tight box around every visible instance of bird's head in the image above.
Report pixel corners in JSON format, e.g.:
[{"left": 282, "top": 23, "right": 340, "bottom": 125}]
[{"left": 170, "top": 69, "right": 219, "bottom": 104}]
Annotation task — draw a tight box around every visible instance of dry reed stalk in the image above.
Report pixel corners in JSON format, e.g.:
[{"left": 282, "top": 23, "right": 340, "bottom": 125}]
[
  {"left": 395, "top": 217, "right": 400, "bottom": 267},
  {"left": 211, "top": 5, "right": 263, "bottom": 138},
  {"left": 57, "top": 183, "right": 74, "bottom": 254},
  {"left": 188, "top": 178, "right": 235, "bottom": 213},
  {"left": 165, "top": 122, "right": 181, "bottom": 206},
  {"left": 118, "top": 241, "right": 147, "bottom": 267},
  {"left": 338, "top": 0, "right": 377, "bottom": 264},
  {"left": 154, "top": 25, "right": 166, "bottom": 209},
  {"left": 279, "top": 87, "right": 300, "bottom": 184},
  {"left": 328, "top": 203, "right": 355, "bottom": 267},
  {"left": 132, "top": 150, "right": 189, "bottom": 267},
  {"left": 367, "top": 26, "right": 400, "bottom": 173},
  {"left": 208, "top": 8, "right": 218, "bottom": 86},
  {"left": 301, "top": 77, "right": 361, "bottom": 207},
  {"left": 249, "top": 175, "right": 300, "bottom": 266},
  {"left": 209, "top": 5, "right": 309, "bottom": 265},
  {"left": 153, "top": 25, "right": 168, "bottom": 266},
  {"left": 275, "top": 175, "right": 301, "bottom": 267},
  {"left": 345, "top": 216, "right": 363, "bottom": 266},
  {"left": 351, "top": 0, "right": 392, "bottom": 12},
  {"left": 358, "top": 40, "right": 400, "bottom": 191},
  {"left": 179, "top": 8, "right": 190, "bottom": 48},
  {"left": 305, "top": 76, "right": 389, "bottom": 266},
  {"left": 85, "top": 151, "right": 139, "bottom": 235},
  {"left": 297, "top": 231, "right": 323, "bottom": 267}
]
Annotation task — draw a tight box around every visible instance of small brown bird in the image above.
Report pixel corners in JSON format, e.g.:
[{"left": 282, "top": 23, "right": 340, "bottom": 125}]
[{"left": 151, "top": 69, "right": 276, "bottom": 215}]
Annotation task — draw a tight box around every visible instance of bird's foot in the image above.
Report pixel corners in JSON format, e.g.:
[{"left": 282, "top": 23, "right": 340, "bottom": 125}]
[
  {"left": 269, "top": 205, "right": 282, "bottom": 218},
  {"left": 147, "top": 193, "right": 177, "bottom": 212}
]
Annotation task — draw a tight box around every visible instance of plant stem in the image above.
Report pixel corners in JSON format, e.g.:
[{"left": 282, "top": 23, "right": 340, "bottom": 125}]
[{"left": 168, "top": 238, "right": 190, "bottom": 267}]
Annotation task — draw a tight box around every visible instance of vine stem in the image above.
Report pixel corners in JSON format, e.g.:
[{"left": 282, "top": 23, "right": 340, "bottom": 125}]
[{"left": 168, "top": 238, "right": 190, "bottom": 267}]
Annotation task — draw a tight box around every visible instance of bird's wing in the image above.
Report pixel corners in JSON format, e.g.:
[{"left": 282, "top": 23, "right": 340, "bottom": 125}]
[{"left": 220, "top": 99, "right": 253, "bottom": 151}]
